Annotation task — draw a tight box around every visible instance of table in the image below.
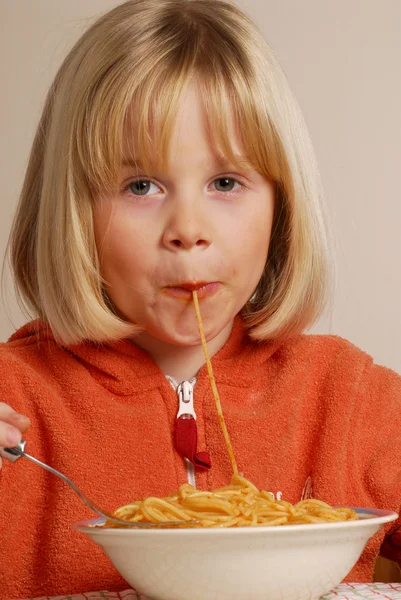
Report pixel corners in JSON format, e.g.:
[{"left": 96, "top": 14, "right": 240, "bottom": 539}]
[{"left": 19, "top": 583, "right": 401, "bottom": 600}]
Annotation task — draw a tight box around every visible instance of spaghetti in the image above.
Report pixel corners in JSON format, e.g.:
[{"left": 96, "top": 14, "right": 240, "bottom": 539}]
[
  {"left": 109, "top": 472, "right": 357, "bottom": 528},
  {"left": 106, "top": 291, "right": 357, "bottom": 528}
]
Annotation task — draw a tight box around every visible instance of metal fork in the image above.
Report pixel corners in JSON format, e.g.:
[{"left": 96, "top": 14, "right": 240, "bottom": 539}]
[{"left": 0, "top": 440, "right": 198, "bottom": 528}]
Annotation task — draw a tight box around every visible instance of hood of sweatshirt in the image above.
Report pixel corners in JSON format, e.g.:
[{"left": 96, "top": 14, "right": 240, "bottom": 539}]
[{"left": 8, "top": 316, "right": 280, "bottom": 396}]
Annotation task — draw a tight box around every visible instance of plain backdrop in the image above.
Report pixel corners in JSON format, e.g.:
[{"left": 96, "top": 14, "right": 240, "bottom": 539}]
[{"left": 0, "top": 0, "right": 400, "bottom": 372}]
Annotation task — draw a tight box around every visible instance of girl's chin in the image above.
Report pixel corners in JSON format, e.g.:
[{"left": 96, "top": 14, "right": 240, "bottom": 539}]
[
  {"left": 122, "top": 291, "right": 241, "bottom": 346},
  {"left": 145, "top": 326, "right": 218, "bottom": 347},
  {"left": 135, "top": 314, "right": 234, "bottom": 348}
]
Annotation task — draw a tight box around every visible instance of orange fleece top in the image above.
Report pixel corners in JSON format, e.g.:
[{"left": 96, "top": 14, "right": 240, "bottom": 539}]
[{"left": 0, "top": 317, "right": 401, "bottom": 599}]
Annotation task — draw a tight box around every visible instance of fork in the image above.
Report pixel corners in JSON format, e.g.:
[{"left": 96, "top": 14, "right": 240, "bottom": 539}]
[{"left": 0, "top": 440, "right": 198, "bottom": 528}]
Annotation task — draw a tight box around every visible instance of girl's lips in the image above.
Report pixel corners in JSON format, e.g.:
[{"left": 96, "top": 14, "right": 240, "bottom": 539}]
[{"left": 164, "top": 282, "right": 221, "bottom": 300}]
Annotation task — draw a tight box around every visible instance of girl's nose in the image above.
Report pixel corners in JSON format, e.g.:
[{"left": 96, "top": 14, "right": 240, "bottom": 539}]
[{"left": 162, "top": 200, "right": 212, "bottom": 251}]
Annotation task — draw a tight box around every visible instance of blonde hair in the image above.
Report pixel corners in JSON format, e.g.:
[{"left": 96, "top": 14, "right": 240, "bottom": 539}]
[{"left": 9, "top": 0, "right": 332, "bottom": 345}]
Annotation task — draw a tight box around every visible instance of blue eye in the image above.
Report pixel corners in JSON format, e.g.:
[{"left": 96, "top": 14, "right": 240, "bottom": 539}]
[
  {"left": 128, "top": 180, "right": 159, "bottom": 196},
  {"left": 213, "top": 178, "right": 238, "bottom": 192}
]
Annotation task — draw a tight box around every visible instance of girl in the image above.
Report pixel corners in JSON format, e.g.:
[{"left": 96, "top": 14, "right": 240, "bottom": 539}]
[{"left": 0, "top": 0, "right": 400, "bottom": 597}]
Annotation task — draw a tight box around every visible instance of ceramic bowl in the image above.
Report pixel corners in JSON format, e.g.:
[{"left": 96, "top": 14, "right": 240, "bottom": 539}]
[{"left": 75, "top": 508, "right": 397, "bottom": 600}]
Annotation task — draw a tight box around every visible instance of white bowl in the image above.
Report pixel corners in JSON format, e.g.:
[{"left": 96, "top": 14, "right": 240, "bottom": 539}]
[{"left": 75, "top": 508, "right": 397, "bottom": 600}]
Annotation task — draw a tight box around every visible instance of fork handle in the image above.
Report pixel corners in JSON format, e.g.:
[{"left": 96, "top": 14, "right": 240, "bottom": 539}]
[
  {"left": 0, "top": 440, "right": 109, "bottom": 515},
  {"left": 1, "top": 439, "right": 200, "bottom": 527}
]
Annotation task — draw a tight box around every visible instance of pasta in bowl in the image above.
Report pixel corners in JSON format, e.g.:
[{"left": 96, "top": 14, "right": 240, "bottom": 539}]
[
  {"left": 105, "top": 473, "right": 358, "bottom": 529},
  {"left": 75, "top": 293, "right": 397, "bottom": 599}
]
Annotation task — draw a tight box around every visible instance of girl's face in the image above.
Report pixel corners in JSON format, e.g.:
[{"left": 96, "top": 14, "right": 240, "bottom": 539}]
[{"left": 94, "top": 83, "right": 275, "bottom": 347}]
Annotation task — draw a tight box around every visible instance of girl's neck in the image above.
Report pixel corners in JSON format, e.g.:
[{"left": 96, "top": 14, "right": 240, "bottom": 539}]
[{"left": 132, "top": 321, "right": 233, "bottom": 382}]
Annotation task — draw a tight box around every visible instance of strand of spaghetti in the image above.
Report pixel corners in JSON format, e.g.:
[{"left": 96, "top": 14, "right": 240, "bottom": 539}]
[
  {"left": 192, "top": 290, "right": 238, "bottom": 476},
  {"left": 105, "top": 298, "right": 359, "bottom": 528}
]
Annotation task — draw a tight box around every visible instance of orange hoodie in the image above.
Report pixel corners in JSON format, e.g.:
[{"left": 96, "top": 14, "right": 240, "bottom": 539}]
[{"left": 0, "top": 317, "right": 400, "bottom": 599}]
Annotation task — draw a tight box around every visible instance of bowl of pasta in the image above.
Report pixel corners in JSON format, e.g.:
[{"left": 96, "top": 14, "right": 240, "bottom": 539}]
[
  {"left": 75, "top": 473, "right": 397, "bottom": 600},
  {"left": 76, "top": 297, "right": 397, "bottom": 599}
]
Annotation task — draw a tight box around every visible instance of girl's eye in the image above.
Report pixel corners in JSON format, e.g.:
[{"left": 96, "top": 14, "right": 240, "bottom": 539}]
[
  {"left": 124, "top": 176, "right": 244, "bottom": 197},
  {"left": 127, "top": 180, "right": 159, "bottom": 196},
  {"left": 213, "top": 177, "right": 240, "bottom": 193}
]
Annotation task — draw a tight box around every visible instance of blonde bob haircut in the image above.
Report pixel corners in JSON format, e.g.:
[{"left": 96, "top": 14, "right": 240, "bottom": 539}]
[{"left": 9, "top": 0, "right": 331, "bottom": 345}]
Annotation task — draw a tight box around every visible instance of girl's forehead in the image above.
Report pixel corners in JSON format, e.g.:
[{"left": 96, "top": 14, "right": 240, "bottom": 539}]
[
  {"left": 121, "top": 84, "right": 252, "bottom": 173},
  {"left": 121, "top": 130, "right": 252, "bottom": 175}
]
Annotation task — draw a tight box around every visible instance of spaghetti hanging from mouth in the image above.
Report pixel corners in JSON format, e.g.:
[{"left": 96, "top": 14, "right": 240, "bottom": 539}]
[{"left": 105, "top": 291, "right": 357, "bottom": 528}]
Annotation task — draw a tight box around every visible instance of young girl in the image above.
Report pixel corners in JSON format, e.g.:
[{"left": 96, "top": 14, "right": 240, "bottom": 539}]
[{"left": 0, "top": 0, "right": 400, "bottom": 597}]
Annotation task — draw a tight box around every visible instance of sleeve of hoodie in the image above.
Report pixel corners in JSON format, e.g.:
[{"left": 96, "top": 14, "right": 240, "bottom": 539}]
[
  {"left": 0, "top": 345, "right": 34, "bottom": 414},
  {"left": 351, "top": 356, "right": 401, "bottom": 564},
  {"left": 0, "top": 333, "right": 51, "bottom": 439}
]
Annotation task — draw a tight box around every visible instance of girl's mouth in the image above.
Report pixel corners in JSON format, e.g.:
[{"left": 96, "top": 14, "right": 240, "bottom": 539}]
[{"left": 163, "top": 282, "right": 221, "bottom": 300}]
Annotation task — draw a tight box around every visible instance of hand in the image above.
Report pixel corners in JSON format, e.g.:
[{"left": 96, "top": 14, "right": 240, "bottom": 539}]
[{"left": 0, "top": 403, "right": 30, "bottom": 469}]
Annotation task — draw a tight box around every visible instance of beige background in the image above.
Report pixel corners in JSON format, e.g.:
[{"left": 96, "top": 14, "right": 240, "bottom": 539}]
[{"left": 0, "top": 0, "right": 400, "bottom": 372}]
